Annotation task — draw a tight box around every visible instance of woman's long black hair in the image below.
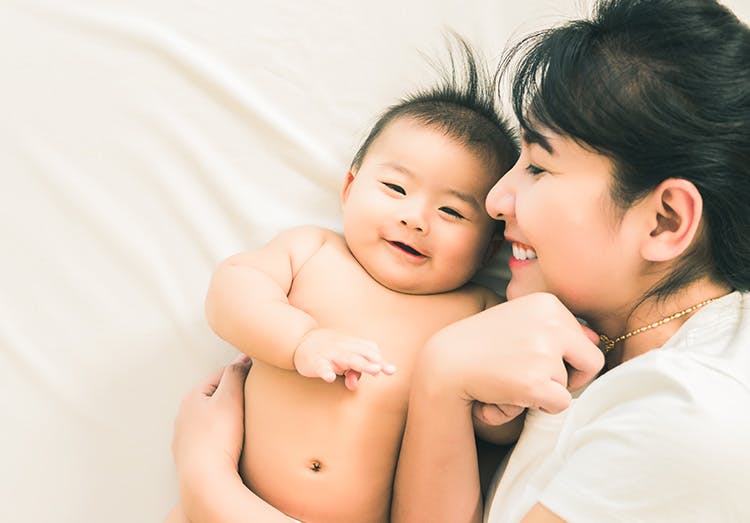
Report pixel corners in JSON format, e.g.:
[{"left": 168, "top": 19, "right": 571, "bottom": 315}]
[{"left": 499, "top": 0, "right": 750, "bottom": 298}]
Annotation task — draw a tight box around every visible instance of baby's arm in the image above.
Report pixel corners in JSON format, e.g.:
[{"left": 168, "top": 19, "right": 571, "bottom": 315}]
[
  {"left": 205, "top": 226, "right": 394, "bottom": 388},
  {"left": 206, "top": 226, "right": 326, "bottom": 370}
]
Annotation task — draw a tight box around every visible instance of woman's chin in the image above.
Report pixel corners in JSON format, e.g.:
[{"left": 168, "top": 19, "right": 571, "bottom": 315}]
[{"left": 505, "top": 281, "right": 524, "bottom": 301}]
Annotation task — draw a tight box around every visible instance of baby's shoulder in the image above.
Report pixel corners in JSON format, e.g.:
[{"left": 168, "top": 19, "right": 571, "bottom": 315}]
[
  {"left": 276, "top": 225, "right": 339, "bottom": 243},
  {"left": 449, "top": 282, "right": 504, "bottom": 311},
  {"left": 277, "top": 225, "right": 342, "bottom": 250},
  {"left": 270, "top": 226, "right": 345, "bottom": 268}
]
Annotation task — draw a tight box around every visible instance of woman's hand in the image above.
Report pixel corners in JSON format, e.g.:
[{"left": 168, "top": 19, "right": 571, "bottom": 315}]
[
  {"left": 172, "top": 355, "right": 251, "bottom": 477},
  {"left": 170, "top": 356, "right": 299, "bottom": 523},
  {"left": 392, "top": 293, "right": 603, "bottom": 522},
  {"left": 171, "top": 356, "right": 252, "bottom": 523},
  {"left": 425, "top": 292, "right": 604, "bottom": 414}
]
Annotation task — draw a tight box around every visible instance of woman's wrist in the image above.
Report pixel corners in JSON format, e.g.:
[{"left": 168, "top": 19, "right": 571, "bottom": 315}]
[
  {"left": 413, "top": 336, "right": 474, "bottom": 413},
  {"left": 178, "top": 454, "right": 242, "bottom": 523},
  {"left": 180, "top": 458, "right": 298, "bottom": 523},
  {"left": 418, "top": 329, "right": 476, "bottom": 404}
]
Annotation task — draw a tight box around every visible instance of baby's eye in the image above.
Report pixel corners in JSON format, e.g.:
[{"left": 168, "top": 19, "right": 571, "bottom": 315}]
[
  {"left": 440, "top": 207, "right": 465, "bottom": 219},
  {"left": 526, "top": 164, "right": 545, "bottom": 176},
  {"left": 383, "top": 182, "right": 405, "bottom": 195}
]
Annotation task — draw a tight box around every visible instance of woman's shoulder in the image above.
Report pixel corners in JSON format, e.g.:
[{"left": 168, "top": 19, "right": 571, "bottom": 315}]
[
  {"left": 604, "top": 291, "right": 750, "bottom": 394},
  {"left": 540, "top": 382, "right": 750, "bottom": 521},
  {"left": 563, "top": 291, "right": 750, "bottom": 459},
  {"left": 574, "top": 309, "right": 750, "bottom": 430},
  {"left": 548, "top": 337, "right": 750, "bottom": 517}
]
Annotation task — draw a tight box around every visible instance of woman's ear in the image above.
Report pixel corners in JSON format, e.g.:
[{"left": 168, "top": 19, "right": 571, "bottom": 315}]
[
  {"left": 640, "top": 178, "right": 703, "bottom": 262},
  {"left": 341, "top": 170, "right": 356, "bottom": 206}
]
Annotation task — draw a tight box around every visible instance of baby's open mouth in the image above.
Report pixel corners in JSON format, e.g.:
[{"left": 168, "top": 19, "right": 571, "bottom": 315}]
[{"left": 389, "top": 241, "right": 424, "bottom": 257}]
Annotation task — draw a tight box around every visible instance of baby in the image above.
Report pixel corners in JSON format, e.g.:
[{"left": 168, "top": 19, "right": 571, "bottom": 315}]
[{"left": 205, "top": 49, "right": 520, "bottom": 523}]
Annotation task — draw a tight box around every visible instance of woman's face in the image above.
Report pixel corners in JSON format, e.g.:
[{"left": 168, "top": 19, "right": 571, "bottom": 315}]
[{"left": 486, "top": 128, "right": 644, "bottom": 322}]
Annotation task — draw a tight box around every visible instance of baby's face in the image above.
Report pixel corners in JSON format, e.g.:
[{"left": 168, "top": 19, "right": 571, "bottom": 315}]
[{"left": 341, "top": 118, "right": 501, "bottom": 294}]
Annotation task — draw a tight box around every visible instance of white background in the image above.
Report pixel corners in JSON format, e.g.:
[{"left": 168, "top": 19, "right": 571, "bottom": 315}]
[{"left": 2, "top": 1, "right": 748, "bottom": 521}]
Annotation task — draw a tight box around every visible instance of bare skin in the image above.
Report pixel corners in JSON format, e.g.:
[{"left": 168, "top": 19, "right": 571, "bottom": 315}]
[
  {"left": 241, "top": 231, "right": 506, "bottom": 522},
  {"left": 189, "top": 119, "right": 524, "bottom": 522}
]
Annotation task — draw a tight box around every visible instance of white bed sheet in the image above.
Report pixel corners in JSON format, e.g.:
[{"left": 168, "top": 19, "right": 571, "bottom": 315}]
[{"left": 2, "top": 1, "right": 748, "bottom": 522}]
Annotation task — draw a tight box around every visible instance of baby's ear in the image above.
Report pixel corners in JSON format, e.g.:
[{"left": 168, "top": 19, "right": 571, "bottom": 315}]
[
  {"left": 640, "top": 178, "right": 703, "bottom": 262},
  {"left": 341, "top": 170, "right": 357, "bottom": 206}
]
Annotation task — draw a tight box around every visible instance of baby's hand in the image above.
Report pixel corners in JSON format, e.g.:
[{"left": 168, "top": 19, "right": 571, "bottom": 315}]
[{"left": 294, "top": 328, "right": 396, "bottom": 391}]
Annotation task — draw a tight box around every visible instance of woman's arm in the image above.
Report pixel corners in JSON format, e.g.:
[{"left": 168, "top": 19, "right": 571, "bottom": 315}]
[
  {"left": 392, "top": 293, "right": 603, "bottom": 522},
  {"left": 171, "top": 358, "right": 296, "bottom": 523},
  {"left": 393, "top": 352, "right": 485, "bottom": 522}
]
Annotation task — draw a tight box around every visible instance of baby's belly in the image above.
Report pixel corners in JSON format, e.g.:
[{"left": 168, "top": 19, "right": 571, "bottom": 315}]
[{"left": 240, "top": 362, "right": 408, "bottom": 523}]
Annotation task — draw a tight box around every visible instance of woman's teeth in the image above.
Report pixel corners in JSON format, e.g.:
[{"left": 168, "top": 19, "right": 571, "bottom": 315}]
[{"left": 512, "top": 243, "right": 537, "bottom": 261}]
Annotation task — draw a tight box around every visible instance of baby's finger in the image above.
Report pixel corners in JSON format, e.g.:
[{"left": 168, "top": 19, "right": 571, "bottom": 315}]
[
  {"left": 350, "top": 344, "right": 384, "bottom": 363},
  {"left": 380, "top": 362, "right": 397, "bottom": 375},
  {"left": 355, "top": 351, "right": 397, "bottom": 375},
  {"left": 355, "top": 339, "right": 381, "bottom": 354},
  {"left": 314, "top": 359, "right": 337, "bottom": 383},
  {"left": 336, "top": 352, "right": 383, "bottom": 376},
  {"left": 344, "top": 370, "right": 361, "bottom": 391},
  {"left": 350, "top": 341, "right": 397, "bottom": 375}
]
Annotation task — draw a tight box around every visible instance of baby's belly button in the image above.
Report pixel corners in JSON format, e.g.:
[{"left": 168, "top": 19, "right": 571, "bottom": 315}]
[{"left": 307, "top": 458, "right": 324, "bottom": 473}]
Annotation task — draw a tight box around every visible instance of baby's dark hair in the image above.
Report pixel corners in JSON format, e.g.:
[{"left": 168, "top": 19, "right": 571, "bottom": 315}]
[
  {"left": 499, "top": 0, "right": 750, "bottom": 298},
  {"left": 351, "top": 37, "right": 518, "bottom": 182}
]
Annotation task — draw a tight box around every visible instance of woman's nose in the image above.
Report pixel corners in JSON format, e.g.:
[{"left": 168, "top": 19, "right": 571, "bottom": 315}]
[{"left": 485, "top": 167, "right": 518, "bottom": 220}]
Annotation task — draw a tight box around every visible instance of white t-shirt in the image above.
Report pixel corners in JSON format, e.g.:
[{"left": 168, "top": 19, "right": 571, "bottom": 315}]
[{"left": 485, "top": 291, "right": 750, "bottom": 523}]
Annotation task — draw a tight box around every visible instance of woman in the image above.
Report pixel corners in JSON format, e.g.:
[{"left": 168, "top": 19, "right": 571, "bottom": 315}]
[
  {"left": 393, "top": 0, "right": 750, "bottom": 520},
  {"left": 171, "top": 0, "right": 750, "bottom": 521}
]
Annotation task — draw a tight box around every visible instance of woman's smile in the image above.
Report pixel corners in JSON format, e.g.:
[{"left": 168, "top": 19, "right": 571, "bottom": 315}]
[{"left": 511, "top": 242, "right": 537, "bottom": 261}]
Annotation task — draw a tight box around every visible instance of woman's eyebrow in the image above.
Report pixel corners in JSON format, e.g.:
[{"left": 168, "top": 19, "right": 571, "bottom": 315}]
[{"left": 522, "top": 129, "right": 555, "bottom": 155}]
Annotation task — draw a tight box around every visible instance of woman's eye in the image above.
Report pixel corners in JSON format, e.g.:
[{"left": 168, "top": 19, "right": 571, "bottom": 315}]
[
  {"left": 383, "top": 182, "right": 405, "bottom": 195},
  {"left": 526, "top": 164, "right": 545, "bottom": 176},
  {"left": 440, "top": 207, "right": 465, "bottom": 219}
]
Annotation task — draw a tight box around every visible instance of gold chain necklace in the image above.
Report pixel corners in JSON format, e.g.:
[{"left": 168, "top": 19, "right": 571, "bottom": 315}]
[{"left": 599, "top": 297, "right": 716, "bottom": 355}]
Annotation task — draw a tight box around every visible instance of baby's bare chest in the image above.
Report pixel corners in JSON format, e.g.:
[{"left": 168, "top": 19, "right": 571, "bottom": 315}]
[{"left": 289, "top": 244, "right": 482, "bottom": 366}]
